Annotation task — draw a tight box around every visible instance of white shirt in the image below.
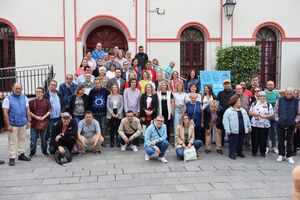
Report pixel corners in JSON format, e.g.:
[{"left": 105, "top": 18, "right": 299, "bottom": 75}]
[
  {"left": 249, "top": 101, "right": 274, "bottom": 128},
  {"left": 173, "top": 92, "right": 186, "bottom": 108},
  {"left": 88, "top": 58, "right": 97, "bottom": 71},
  {"left": 106, "top": 71, "right": 116, "bottom": 79},
  {"left": 202, "top": 95, "right": 214, "bottom": 109},
  {"left": 76, "top": 74, "right": 95, "bottom": 84},
  {"left": 2, "top": 93, "right": 29, "bottom": 109}
]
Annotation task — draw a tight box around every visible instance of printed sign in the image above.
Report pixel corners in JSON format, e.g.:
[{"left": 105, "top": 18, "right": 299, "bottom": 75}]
[{"left": 199, "top": 71, "right": 231, "bottom": 95}]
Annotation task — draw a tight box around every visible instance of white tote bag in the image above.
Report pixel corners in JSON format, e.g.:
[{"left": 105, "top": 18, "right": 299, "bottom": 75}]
[{"left": 183, "top": 146, "right": 197, "bottom": 162}]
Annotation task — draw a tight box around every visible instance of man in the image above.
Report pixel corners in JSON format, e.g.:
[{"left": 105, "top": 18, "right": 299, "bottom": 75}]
[
  {"left": 265, "top": 80, "right": 280, "bottom": 154},
  {"left": 44, "top": 80, "right": 65, "bottom": 154},
  {"left": 29, "top": 87, "right": 51, "bottom": 157},
  {"left": 165, "top": 61, "right": 175, "bottom": 79},
  {"left": 77, "top": 111, "right": 104, "bottom": 154},
  {"left": 118, "top": 110, "right": 143, "bottom": 152},
  {"left": 53, "top": 112, "right": 77, "bottom": 164},
  {"left": 144, "top": 116, "right": 169, "bottom": 163},
  {"left": 123, "top": 78, "right": 141, "bottom": 116},
  {"left": 89, "top": 78, "right": 109, "bottom": 146},
  {"left": 247, "top": 75, "right": 264, "bottom": 94},
  {"left": 0, "top": 101, "right": 4, "bottom": 164},
  {"left": 121, "top": 61, "right": 130, "bottom": 81},
  {"left": 240, "top": 81, "right": 253, "bottom": 99},
  {"left": 104, "top": 54, "right": 122, "bottom": 70},
  {"left": 92, "top": 43, "right": 105, "bottom": 61},
  {"left": 217, "top": 79, "right": 235, "bottom": 145},
  {"left": 274, "top": 87, "right": 300, "bottom": 164},
  {"left": 108, "top": 68, "right": 125, "bottom": 94},
  {"left": 235, "top": 84, "right": 250, "bottom": 113},
  {"left": 203, "top": 100, "right": 223, "bottom": 154},
  {"left": 76, "top": 65, "right": 95, "bottom": 84},
  {"left": 59, "top": 74, "right": 77, "bottom": 111},
  {"left": 134, "top": 46, "right": 148, "bottom": 69},
  {"left": 81, "top": 73, "right": 94, "bottom": 95},
  {"left": 102, "top": 52, "right": 109, "bottom": 65},
  {"left": 2, "top": 83, "right": 31, "bottom": 166}
]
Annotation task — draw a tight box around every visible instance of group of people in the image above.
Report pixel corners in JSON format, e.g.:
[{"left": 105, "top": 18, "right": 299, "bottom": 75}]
[{"left": 0, "top": 43, "right": 299, "bottom": 166}]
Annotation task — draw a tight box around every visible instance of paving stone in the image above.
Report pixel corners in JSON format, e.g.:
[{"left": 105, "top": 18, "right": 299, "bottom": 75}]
[
  {"left": 115, "top": 174, "right": 132, "bottom": 181},
  {"left": 210, "top": 190, "right": 235, "bottom": 199},
  {"left": 60, "top": 177, "right": 80, "bottom": 184},
  {"left": 210, "top": 182, "right": 233, "bottom": 190},
  {"left": 80, "top": 176, "right": 98, "bottom": 183}
]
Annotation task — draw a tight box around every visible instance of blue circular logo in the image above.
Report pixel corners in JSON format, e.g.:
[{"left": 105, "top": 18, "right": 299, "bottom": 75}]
[
  {"left": 202, "top": 74, "right": 210, "bottom": 82},
  {"left": 222, "top": 74, "right": 230, "bottom": 81},
  {"left": 212, "top": 73, "right": 220, "bottom": 82}
]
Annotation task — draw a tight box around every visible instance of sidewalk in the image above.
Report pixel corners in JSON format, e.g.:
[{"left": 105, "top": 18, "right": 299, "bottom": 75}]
[{"left": 0, "top": 130, "right": 297, "bottom": 200}]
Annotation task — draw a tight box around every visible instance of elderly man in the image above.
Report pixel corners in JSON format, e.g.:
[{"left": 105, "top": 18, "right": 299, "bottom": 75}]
[
  {"left": 118, "top": 110, "right": 143, "bottom": 152},
  {"left": 265, "top": 80, "right": 280, "bottom": 154},
  {"left": 59, "top": 74, "right": 77, "bottom": 111},
  {"left": 144, "top": 116, "right": 169, "bottom": 163},
  {"left": 2, "top": 83, "right": 31, "bottom": 166},
  {"left": 165, "top": 61, "right": 175, "bottom": 79},
  {"left": 53, "top": 112, "right": 77, "bottom": 164},
  {"left": 77, "top": 111, "right": 104, "bottom": 154},
  {"left": 274, "top": 87, "right": 300, "bottom": 164},
  {"left": 203, "top": 100, "right": 224, "bottom": 154},
  {"left": 92, "top": 43, "right": 105, "bottom": 61}
]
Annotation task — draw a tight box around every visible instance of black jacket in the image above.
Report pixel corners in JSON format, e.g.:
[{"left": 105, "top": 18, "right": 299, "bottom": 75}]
[
  {"left": 44, "top": 90, "right": 66, "bottom": 112},
  {"left": 216, "top": 89, "right": 235, "bottom": 112},
  {"left": 203, "top": 105, "right": 223, "bottom": 130},
  {"left": 139, "top": 93, "right": 158, "bottom": 119},
  {"left": 68, "top": 94, "right": 91, "bottom": 116}
]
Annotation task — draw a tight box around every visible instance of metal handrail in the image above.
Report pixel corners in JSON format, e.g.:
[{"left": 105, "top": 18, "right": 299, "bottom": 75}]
[{"left": 152, "top": 65, "right": 186, "bottom": 82}]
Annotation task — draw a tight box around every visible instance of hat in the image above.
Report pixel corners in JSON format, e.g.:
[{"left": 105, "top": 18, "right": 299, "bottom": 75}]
[
  {"left": 61, "top": 112, "right": 71, "bottom": 117},
  {"left": 223, "top": 79, "right": 231, "bottom": 84}
]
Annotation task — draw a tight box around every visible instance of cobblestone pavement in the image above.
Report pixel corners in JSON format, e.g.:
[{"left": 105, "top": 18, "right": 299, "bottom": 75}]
[{"left": 0, "top": 131, "right": 298, "bottom": 200}]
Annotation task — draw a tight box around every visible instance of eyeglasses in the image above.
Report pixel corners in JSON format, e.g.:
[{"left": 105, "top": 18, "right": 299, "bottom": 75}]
[
  {"left": 62, "top": 117, "right": 70, "bottom": 120},
  {"left": 156, "top": 119, "right": 164, "bottom": 122},
  {"left": 259, "top": 95, "right": 266, "bottom": 97},
  {"left": 254, "top": 90, "right": 260, "bottom": 92}
]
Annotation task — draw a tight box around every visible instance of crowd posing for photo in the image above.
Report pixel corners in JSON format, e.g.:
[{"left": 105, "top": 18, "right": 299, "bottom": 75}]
[{"left": 1, "top": 43, "right": 300, "bottom": 166}]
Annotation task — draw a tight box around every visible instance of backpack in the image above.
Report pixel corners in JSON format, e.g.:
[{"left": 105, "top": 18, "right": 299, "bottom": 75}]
[{"left": 54, "top": 146, "right": 72, "bottom": 165}]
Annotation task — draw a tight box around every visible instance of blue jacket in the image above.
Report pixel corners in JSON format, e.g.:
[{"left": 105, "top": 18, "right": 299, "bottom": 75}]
[
  {"left": 144, "top": 124, "right": 167, "bottom": 147},
  {"left": 92, "top": 49, "right": 105, "bottom": 61},
  {"left": 185, "top": 79, "right": 200, "bottom": 92},
  {"left": 7, "top": 94, "right": 27, "bottom": 126},
  {"left": 59, "top": 82, "right": 77, "bottom": 107},
  {"left": 222, "top": 107, "right": 251, "bottom": 134}
]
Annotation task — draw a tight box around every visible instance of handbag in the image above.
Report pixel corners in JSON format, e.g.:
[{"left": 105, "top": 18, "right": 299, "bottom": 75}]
[
  {"left": 183, "top": 145, "right": 197, "bottom": 162},
  {"left": 33, "top": 100, "right": 49, "bottom": 132}
]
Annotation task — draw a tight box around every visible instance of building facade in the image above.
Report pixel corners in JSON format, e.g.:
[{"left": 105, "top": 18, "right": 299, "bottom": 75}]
[{"left": 0, "top": 0, "right": 299, "bottom": 89}]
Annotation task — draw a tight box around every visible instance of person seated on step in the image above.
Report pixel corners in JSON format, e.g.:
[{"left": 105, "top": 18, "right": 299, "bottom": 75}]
[
  {"left": 77, "top": 111, "right": 104, "bottom": 154},
  {"left": 144, "top": 115, "right": 169, "bottom": 163},
  {"left": 118, "top": 110, "right": 142, "bottom": 152}
]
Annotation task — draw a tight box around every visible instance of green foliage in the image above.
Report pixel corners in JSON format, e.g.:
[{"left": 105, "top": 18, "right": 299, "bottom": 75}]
[{"left": 216, "top": 46, "right": 260, "bottom": 87}]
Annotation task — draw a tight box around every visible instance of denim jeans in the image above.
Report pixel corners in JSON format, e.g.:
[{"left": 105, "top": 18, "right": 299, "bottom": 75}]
[
  {"left": 30, "top": 128, "right": 47, "bottom": 154},
  {"left": 145, "top": 140, "right": 169, "bottom": 157},
  {"left": 47, "top": 117, "right": 60, "bottom": 149},
  {"left": 176, "top": 140, "right": 203, "bottom": 160},
  {"left": 173, "top": 107, "right": 183, "bottom": 141},
  {"left": 228, "top": 133, "right": 245, "bottom": 156},
  {"left": 267, "top": 119, "right": 277, "bottom": 148}
]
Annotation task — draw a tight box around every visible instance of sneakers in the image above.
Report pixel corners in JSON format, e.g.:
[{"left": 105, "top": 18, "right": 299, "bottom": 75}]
[
  {"left": 287, "top": 157, "right": 295, "bottom": 164},
  {"left": 18, "top": 153, "right": 31, "bottom": 161},
  {"left": 130, "top": 145, "right": 138, "bottom": 152},
  {"left": 9, "top": 158, "right": 15, "bottom": 166},
  {"left": 276, "top": 155, "right": 284, "bottom": 162},
  {"left": 273, "top": 148, "right": 279, "bottom": 154},
  {"left": 265, "top": 147, "right": 269, "bottom": 154},
  {"left": 158, "top": 156, "right": 168, "bottom": 163},
  {"left": 121, "top": 144, "right": 127, "bottom": 151},
  {"left": 42, "top": 151, "right": 49, "bottom": 157},
  {"left": 145, "top": 154, "right": 150, "bottom": 161},
  {"left": 0, "top": 160, "right": 4, "bottom": 165}
]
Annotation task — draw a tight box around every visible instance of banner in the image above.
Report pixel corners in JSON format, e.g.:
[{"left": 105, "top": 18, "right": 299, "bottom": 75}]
[{"left": 199, "top": 71, "right": 231, "bottom": 95}]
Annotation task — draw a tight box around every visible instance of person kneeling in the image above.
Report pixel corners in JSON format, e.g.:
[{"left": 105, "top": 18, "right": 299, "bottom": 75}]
[
  {"left": 77, "top": 111, "right": 104, "bottom": 154},
  {"left": 175, "top": 114, "right": 202, "bottom": 160},
  {"left": 144, "top": 116, "right": 169, "bottom": 163},
  {"left": 53, "top": 112, "right": 77, "bottom": 165},
  {"left": 118, "top": 110, "right": 142, "bottom": 152}
]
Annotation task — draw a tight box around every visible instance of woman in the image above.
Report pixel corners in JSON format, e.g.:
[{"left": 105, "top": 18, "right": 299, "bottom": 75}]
[
  {"left": 142, "top": 61, "right": 156, "bottom": 82},
  {"left": 185, "top": 93, "right": 202, "bottom": 141},
  {"left": 125, "top": 50, "right": 132, "bottom": 65},
  {"left": 175, "top": 114, "right": 203, "bottom": 160},
  {"left": 202, "top": 84, "right": 216, "bottom": 109},
  {"left": 184, "top": 70, "right": 200, "bottom": 92},
  {"left": 107, "top": 84, "right": 124, "bottom": 147},
  {"left": 140, "top": 83, "right": 158, "bottom": 127},
  {"left": 74, "top": 58, "right": 89, "bottom": 78},
  {"left": 169, "top": 71, "right": 183, "bottom": 93},
  {"left": 157, "top": 81, "right": 174, "bottom": 142},
  {"left": 249, "top": 91, "right": 274, "bottom": 157},
  {"left": 223, "top": 95, "right": 251, "bottom": 160},
  {"left": 86, "top": 51, "right": 96, "bottom": 71},
  {"left": 250, "top": 87, "right": 261, "bottom": 105},
  {"left": 185, "top": 83, "right": 202, "bottom": 103},
  {"left": 173, "top": 82, "right": 186, "bottom": 140},
  {"left": 68, "top": 85, "right": 91, "bottom": 124},
  {"left": 124, "top": 72, "right": 141, "bottom": 91},
  {"left": 106, "top": 63, "right": 116, "bottom": 79},
  {"left": 129, "top": 58, "right": 142, "bottom": 80},
  {"left": 116, "top": 50, "right": 127, "bottom": 66},
  {"left": 139, "top": 71, "right": 155, "bottom": 94},
  {"left": 154, "top": 72, "right": 164, "bottom": 91}
]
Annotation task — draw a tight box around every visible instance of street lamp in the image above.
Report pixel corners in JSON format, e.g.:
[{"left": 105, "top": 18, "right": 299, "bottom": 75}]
[{"left": 223, "top": 0, "right": 236, "bottom": 20}]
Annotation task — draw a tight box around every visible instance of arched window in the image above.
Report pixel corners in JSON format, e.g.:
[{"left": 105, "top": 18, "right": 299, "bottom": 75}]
[
  {"left": 0, "top": 23, "right": 15, "bottom": 68},
  {"left": 256, "top": 27, "right": 281, "bottom": 87},
  {"left": 180, "top": 26, "right": 205, "bottom": 77}
]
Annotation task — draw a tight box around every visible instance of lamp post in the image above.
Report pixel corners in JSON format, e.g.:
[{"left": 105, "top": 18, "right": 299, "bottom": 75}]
[{"left": 223, "top": 0, "right": 236, "bottom": 20}]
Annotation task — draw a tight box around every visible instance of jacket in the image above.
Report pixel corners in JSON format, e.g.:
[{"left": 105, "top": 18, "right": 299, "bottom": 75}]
[
  {"left": 175, "top": 124, "right": 195, "bottom": 149},
  {"left": 44, "top": 90, "right": 66, "bottom": 112},
  {"left": 68, "top": 94, "right": 91, "bottom": 116},
  {"left": 222, "top": 107, "right": 251, "bottom": 134},
  {"left": 106, "top": 95, "right": 124, "bottom": 119},
  {"left": 107, "top": 77, "right": 125, "bottom": 94},
  {"left": 203, "top": 104, "right": 223, "bottom": 130},
  {"left": 139, "top": 94, "right": 158, "bottom": 119},
  {"left": 217, "top": 89, "right": 235, "bottom": 112}
]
